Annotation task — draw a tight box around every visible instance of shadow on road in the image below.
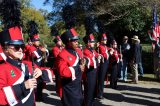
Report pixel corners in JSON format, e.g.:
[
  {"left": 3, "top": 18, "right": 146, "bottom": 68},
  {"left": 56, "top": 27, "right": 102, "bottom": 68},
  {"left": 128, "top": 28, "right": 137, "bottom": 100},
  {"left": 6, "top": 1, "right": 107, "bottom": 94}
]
[
  {"left": 94, "top": 99, "right": 111, "bottom": 106},
  {"left": 103, "top": 84, "right": 160, "bottom": 106},
  {"left": 117, "top": 84, "right": 160, "bottom": 95},
  {"left": 104, "top": 92, "right": 125, "bottom": 102},
  {"left": 104, "top": 92, "right": 160, "bottom": 106},
  {"left": 122, "top": 92, "right": 159, "bottom": 100},
  {"left": 42, "top": 93, "right": 62, "bottom": 106}
]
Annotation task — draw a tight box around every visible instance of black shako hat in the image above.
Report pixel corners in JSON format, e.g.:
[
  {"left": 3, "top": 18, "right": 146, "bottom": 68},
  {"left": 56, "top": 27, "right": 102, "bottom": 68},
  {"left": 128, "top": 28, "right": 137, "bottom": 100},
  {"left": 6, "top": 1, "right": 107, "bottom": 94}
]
[
  {"left": 61, "top": 28, "right": 79, "bottom": 44},
  {"left": 27, "top": 21, "right": 40, "bottom": 42},
  {"left": 0, "top": 0, "right": 24, "bottom": 46}
]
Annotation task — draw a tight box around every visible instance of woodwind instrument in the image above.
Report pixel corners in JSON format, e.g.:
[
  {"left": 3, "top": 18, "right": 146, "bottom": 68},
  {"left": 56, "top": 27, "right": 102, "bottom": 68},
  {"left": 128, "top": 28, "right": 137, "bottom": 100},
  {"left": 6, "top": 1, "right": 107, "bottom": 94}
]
[
  {"left": 42, "top": 40, "right": 48, "bottom": 63},
  {"left": 31, "top": 53, "right": 35, "bottom": 78},
  {"left": 119, "top": 45, "right": 123, "bottom": 66}
]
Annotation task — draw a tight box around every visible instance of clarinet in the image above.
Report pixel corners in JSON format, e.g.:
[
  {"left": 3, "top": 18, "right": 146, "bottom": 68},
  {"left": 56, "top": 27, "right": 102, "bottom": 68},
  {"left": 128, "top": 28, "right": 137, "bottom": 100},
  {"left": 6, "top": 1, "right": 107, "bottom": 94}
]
[
  {"left": 31, "top": 53, "right": 35, "bottom": 78},
  {"left": 120, "top": 45, "right": 123, "bottom": 66}
]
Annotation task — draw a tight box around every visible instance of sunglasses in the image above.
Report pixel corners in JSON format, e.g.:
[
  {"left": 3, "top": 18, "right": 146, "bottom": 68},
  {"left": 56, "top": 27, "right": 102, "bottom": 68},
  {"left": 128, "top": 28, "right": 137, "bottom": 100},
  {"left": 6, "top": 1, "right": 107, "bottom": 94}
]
[{"left": 9, "top": 45, "right": 25, "bottom": 51}]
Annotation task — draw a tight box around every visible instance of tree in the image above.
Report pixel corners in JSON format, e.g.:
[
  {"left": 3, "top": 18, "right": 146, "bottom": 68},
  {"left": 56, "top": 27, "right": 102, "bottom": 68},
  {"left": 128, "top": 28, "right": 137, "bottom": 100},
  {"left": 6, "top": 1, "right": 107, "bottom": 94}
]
[
  {"left": 44, "top": 0, "right": 160, "bottom": 42},
  {"left": 20, "top": 0, "right": 51, "bottom": 45},
  {"left": 20, "top": 0, "right": 31, "bottom": 8}
]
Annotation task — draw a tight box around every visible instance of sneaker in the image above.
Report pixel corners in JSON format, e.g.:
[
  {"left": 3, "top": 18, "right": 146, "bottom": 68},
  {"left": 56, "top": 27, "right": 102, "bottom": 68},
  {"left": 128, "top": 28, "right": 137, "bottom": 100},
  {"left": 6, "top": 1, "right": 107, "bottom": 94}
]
[
  {"left": 118, "top": 78, "right": 123, "bottom": 81},
  {"left": 124, "top": 79, "right": 128, "bottom": 82}
]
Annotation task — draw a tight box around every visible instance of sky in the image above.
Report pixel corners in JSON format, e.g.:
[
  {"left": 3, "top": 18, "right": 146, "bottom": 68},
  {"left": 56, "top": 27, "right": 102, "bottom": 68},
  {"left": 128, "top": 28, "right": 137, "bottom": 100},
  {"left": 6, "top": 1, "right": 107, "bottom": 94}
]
[{"left": 31, "top": 0, "right": 52, "bottom": 12}]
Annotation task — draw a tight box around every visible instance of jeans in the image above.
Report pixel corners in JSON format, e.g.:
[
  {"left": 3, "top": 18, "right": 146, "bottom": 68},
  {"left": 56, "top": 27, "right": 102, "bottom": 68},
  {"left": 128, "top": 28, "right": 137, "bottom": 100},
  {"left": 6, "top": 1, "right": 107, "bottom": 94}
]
[
  {"left": 120, "top": 59, "right": 128, "bottom": 81},
  {"left": 138, "top": 62, "right": 144, "bottom": 76}
]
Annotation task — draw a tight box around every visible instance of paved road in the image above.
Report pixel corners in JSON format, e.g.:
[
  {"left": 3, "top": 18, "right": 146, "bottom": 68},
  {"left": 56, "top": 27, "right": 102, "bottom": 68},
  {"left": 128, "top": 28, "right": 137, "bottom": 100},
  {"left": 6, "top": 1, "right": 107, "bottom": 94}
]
[{"left": 36, "top": 81, "right": 160, "bottom": 106}]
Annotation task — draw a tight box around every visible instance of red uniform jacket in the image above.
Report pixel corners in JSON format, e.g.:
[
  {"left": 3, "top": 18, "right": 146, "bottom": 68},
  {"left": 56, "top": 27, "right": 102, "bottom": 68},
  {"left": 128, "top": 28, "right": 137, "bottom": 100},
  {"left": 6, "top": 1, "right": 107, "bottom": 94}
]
[
  {"left": 0, "top": 58, "right": 38, "bottom": 105},
  {"left": 110, "top": 49, "right": 121, "bottom": 66},
  {"left": 25, "top": 45, "right": 42, "bottom": 66},
  {"left": 24, "top": 45, "right": 54, "bottom": 82},
  {"left": 57, "top": 48, "right": 82, "bottom": 97},
  {"left": 0, "top": 57, "right": 54, "bottom": 106},
  {"left": 52, "top": 45, "right": 63, "bottom": 70},
  {"left": 24, "top": 44, "right": 32, "bottom": 60},
  {"left": 83, "top": 47, "right": 99, "bottom": 69},
  {"left": 52, "top": 45, "right": 63, "bottom": 58},
  {"left": 98, "top": 44, "right": 110, "bottom": 60},
  {"left": 57, "top": 48, "right": 81, "bottom": 79},
  {"left": 0, "top": 45, "right": 6, "bottom": 61},
  {"left": 76, "top": 48, "right": 83, "bottom": 59}
]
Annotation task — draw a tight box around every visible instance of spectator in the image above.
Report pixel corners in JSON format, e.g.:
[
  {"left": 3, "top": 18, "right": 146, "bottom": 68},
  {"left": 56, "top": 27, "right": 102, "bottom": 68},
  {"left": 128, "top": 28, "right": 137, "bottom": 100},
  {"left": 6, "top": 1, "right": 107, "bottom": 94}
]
[
  {"left": 119, "top": 36, "right": 130, "bottom": 82},
  {"left": 137, "top": 40, "right": 144, "bottom": 77},
  {"left": 129, "top": 35, "right": 141, "bottom": 84}
]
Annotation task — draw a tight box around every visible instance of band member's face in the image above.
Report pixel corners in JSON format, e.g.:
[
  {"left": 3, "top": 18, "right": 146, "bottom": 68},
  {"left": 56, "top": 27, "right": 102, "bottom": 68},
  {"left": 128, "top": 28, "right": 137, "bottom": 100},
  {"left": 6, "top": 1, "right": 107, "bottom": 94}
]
[
  {"left": 101, "top": 40, "right": 107, "bottom": 44},
  {"left": 89, "top": 42, "right": 95, "bottom": 48},
  {"left": 33, "top": 41, "right": 40, "bottom": 46},
  {"left": 70, "top": 40, "right": 79, "bottom": 50},
  {"left": 112, "top": 43, "right": 117, "bottom": 48},
  {"left": 28, "top": 41, "right": 32, "bottom": 45},
  {"left": 6, "top": 45, "right": 23, "bottom": 60},
  {"left": 96, "top": 42, "right": 99, "bottom": 47},
  {"left": 57, "top": 40, "right": 62, "bottom": 46}
]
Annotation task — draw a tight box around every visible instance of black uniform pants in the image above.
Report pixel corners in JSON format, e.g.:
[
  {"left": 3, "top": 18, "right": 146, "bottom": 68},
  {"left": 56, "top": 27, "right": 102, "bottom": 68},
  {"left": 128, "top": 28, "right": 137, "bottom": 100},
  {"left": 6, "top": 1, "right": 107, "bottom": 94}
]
[
  {"left": 97, "top": 60, "right": 109, "bottom": 97},
  {"left": 84, "top": 68, "right": 97, "bottom": 106},
  {"left": 110, "top": 64, "right": 118, "bottom": 89}
]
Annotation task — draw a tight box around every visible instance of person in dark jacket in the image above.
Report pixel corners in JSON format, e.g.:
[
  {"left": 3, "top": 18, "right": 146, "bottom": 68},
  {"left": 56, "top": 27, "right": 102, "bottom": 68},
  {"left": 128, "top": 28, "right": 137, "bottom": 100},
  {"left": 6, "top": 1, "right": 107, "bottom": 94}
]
[
  {"left": 119, "top": 36, "right": 130, "bottom": 81},
  {"left": 137, "top": 40, "right": 144, "bottom": 77},
  {"left": 129, "top": 35, "right": 141, "bottom": 84}
]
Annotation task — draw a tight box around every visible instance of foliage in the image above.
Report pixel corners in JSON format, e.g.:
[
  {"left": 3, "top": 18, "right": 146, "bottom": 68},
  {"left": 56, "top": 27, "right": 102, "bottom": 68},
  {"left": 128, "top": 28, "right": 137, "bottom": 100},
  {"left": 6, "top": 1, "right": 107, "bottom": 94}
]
[
  {"left": 44, "top": 0, "right": 160, "bottom": 43},
  {"left": 21, "top": 7, "right": 49, "bottom": 35},
  {"left": 141, "top": 44, "right": 153, "bottom": 73},
  {"left": 0, "top": 0, "right": 50, "bottom": 43}
]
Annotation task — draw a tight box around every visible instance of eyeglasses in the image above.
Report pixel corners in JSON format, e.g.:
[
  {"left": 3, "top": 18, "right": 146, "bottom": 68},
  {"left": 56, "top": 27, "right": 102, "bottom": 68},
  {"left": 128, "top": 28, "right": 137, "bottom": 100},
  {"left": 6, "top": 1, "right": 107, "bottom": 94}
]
[{"left": 8, "top": 45, "right": 25, "bottom": 51}]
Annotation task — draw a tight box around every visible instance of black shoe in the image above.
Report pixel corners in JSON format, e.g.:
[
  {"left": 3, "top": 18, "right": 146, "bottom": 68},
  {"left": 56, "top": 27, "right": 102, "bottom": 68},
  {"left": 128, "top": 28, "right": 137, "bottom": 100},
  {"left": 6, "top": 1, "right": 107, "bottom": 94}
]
[
  {"left": 97, "top": 96, "right": 104, "bottom": 99},
  {"left": 36, "top": 97, "right": 44, "bottom": 102},
  {"left": 114, "top": 86, "right": 118, "bottom": 89}
]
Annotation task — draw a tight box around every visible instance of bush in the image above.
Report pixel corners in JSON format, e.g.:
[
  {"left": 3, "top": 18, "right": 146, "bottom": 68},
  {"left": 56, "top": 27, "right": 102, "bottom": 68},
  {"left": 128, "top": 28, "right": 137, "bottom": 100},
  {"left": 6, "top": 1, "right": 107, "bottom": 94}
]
[{"left": 141, "top": 44, "right": 154, "bottom": 73}]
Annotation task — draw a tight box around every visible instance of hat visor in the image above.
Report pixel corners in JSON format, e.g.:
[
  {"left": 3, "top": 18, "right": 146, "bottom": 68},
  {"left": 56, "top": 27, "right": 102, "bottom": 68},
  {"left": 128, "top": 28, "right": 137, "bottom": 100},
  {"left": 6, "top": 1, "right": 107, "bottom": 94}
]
[
  {"left": 6, "top": 40, "right": 24, "bottom": 45},
  {"left": 102, "top": 39, "right": 107, "bottom": 41},
  {"left": 69, "top": 36, "right": 79, "bottom": 41},
  {"left": 31, "top": 38, "right": 40, "bottom": 42},
  {"left": 89, "top": 40, "right": 96, "bottom": 43},
  {"left": 53, "top": 39, "right": 61, "bottom": 43}
]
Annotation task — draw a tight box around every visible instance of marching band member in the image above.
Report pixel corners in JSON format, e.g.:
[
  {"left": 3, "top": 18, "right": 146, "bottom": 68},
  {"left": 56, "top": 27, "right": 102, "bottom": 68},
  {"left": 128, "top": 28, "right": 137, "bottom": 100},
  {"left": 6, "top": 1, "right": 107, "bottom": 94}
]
[
  {"left": 25, "top": 21, "right": 54, "bottom": 101},
  {"left": 56, "top": 4, "right": 85, "bottom": 105},
  {"left": 83, "top": 33, "right": 100, "bottom": 106},
  {"left": 97, "top": 33, "right": 110, "bottom": 99},
  {"left": 0, "top": 0, "right": 42, "bottom": 105},
  {"left": 57, "top": 28, "right": 84, "bottom": 106},
  {"left": 109, "top": 40, "right": 122, "bottom": 89},
  {"left": 52, "top": 35, "right": 63, "bottom": 97}
]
